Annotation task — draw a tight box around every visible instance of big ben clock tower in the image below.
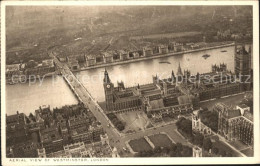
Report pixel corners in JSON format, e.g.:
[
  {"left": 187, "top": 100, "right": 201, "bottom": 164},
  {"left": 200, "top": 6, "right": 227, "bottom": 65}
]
[
  {"left": 234, "top": 43, "right": 252, "bottom": 91},
  {"left": 103, "top": 68, "right": 114, "bottom": 111}
]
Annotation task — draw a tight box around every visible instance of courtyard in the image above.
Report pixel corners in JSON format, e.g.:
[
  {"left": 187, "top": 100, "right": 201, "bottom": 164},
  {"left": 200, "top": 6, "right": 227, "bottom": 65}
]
[{"left": 116, "top": 110, "right": 150, "bottom": 133}]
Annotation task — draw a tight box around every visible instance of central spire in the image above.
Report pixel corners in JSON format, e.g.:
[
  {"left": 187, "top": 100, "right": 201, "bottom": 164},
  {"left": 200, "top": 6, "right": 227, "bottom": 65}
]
[
  {"left": 177, "top": 62, "right": 183, "bottom": 76},
  {"left": 104, "top": 68, "right": 111, "bottom": 83}
]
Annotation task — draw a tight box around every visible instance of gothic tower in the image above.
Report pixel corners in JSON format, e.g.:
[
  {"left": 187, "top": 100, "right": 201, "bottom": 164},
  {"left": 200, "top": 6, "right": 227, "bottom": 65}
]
[
  {"left": 103, "top": 69, "right": 114, "bottom": 111},
  {"left": 193, "top": 146, "right": 202, "bottom": 157},
  {"left": 234, "top": 43, "right": 252, "bottom": 91},
  {"left": 176, "top": 62, "right": 183, "bottom": 85}
]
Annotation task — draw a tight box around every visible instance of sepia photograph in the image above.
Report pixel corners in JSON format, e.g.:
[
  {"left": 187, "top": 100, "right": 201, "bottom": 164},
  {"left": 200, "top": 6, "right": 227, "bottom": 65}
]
[{"left": 1, "top": 1, "right": 259, "bottom": 165}]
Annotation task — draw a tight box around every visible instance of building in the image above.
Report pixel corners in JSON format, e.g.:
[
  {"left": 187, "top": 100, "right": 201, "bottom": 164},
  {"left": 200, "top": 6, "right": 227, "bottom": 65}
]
[
  {"left": 103, "top": 50, "right": 252, "bottom": 116},
  {"left": 192, "top": 110, "right": 212, "bottom": 135},
  {"left": 142, "top": 47, "right": 153, "bottom": 57},
  {"left": 35, "top": 105, "right": 53, "bottom": 124},
  {"left": 7, "top": 103, "right": 105, "bottom": 158},
  {"left": 46, "top": 142, "right": 89, "bottom": 158},
  {"left": 70, "top": 125, "right": 104, "bottom": 144},
  {"left": 40, "top": 124, "right": 64, "bottom": 154},
  {"left": 42, "top": 59, "right": 54, "bottom": 67},
  {"left": 6, "top": 64, "right": 20, "bottom": 72},
  {"left": 129, "top": 51, "right": 140, "bottom": 59},
  {"left": 67, "top": 57, "right": 80, "bottom": 71},
  {"left": 85, "top": 54, "right": 96, "bottom": 67},
  {"left": 158, "top": 45, "right": 169, "bottom": 54},
  {"left": 76, "top": 54, "right": 86, "bottom": 64},
  {"left": 168, "top": 42, "right": 183, "bottom": 52},
  {"left": 24, "top": 59, "right": 56, "bottom": 77},
  {"left": 234, "top": 44, "right": 252, "bottom": 91},
  {"left": 193, "top": 146, "right": 202, "bottom": 157},
  {"left": 37, "top": 148, "right": 47, "bottom": 158},
  {"left": 118, "top": 50, "right": 129, "bottom": 61},
  {"left": 44, "top": 134, "right": 114, "bottom": 158},
  {"left": 102, "top": 52, "right": 114, "bottom": 63},
  {"left": 68, "top": 115, "right": 90, "bottom": 130},
  {"left": 95, "top": 54, "right": 104, "bottom": 64},
  {"left": 214, "top": 103, "right": 253, "bottom": 146},
  {"left": 6, "top": 112, "right": 28, "bottom": 146},
  {"left": 103, "top": 66, "right": 193, "bottom": 114},
  {"left": 57, "top": 56, "right": 66, "bottom": 62}
]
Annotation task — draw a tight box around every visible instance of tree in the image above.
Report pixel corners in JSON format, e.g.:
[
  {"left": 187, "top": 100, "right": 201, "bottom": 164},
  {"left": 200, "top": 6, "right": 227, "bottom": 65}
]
[
  {"left": 226, "top": 151, "right": 233, "bottom": 157},
  {"left": 147, "top": 112, "right": 152, "bottom": 118},
  {"left": 26, "top": 117, "right": 31, "bottom": 124},
  {"left": 182, "top": 146, "right": 192, "bottom": 157},
  {"left": 146, "top": 150, "right": 154, "bottom": 157},
  {"left": 212, "top": 147, "right": 219, "bottom": 155},
  {"left": 154, "top": 146, "right": 162, "bottom": 153},
  {"left": 162, "top": 146, "right": 170, "bottom": 154},
  {"left": 29, "top": 113, "right": 34, "bottom": 119},
  {"left": 169, "top": 150, "right": 176, "bottom": 157},
  {"left": 112, "top": 118, "right": 118, "bottom": 125},
  {"left": 220, "top": 149, "right": 227, "bottom": 157},
  {"left": 193, "top": 133, "right": 204, "bottom": 147},
  {"left": 203, "top": 137, "right": 212, "bottom": 151},
  {"left": 116, "top": 123, "right": 125, "bottom": 131},
  {"left": 170, "top": 144, "right": 177, "bottom": 152}
]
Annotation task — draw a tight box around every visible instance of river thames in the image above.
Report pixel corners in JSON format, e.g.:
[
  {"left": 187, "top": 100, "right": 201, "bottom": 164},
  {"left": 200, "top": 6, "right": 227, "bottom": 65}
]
[{"left": 6, "top": 45, "right": 251, "bottom": 115}]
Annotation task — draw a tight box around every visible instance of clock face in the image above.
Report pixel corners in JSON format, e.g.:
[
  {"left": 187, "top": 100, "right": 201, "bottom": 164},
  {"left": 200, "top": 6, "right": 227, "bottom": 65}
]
[{"left": 107, "top": 84, "right": 111, "bottom": 88}]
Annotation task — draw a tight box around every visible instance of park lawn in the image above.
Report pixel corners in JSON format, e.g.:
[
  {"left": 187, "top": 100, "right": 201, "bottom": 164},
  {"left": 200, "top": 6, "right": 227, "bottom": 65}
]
[
  {"left": 129, "top": 138, "right": 153, "bottom": 152},
  {"left": 148, "top": 134, "right": 174, "bottom": 148},
  {"left": 177, "top": 129, "right": 192, "bottom": 141}
]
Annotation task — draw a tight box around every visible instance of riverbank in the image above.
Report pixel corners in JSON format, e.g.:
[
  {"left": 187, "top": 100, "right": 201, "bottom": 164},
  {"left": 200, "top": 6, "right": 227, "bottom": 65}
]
[
  {"left": 73, "top": 42, "right": 235, "bottom": 72},
  {"left": 6, "top": 71, "right": 58, "bottom": 85}
]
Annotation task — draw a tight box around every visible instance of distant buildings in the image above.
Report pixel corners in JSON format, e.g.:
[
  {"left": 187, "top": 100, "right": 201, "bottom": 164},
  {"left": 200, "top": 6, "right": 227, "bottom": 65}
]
[
  {"left": 65, "top": 41, "right": 192, "bottom": 69},
  {"left": 25, "top": 59, "right": 55, "bottom": 76},
  {"left": 6, "top": 59, "right": 56, "bottom": 84}
]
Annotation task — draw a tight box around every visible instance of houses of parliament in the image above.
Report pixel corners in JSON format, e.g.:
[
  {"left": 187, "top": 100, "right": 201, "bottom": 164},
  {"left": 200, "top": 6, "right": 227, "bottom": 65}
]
[{"left": 103, "top": 43, "right": 252, "bottom": 115}]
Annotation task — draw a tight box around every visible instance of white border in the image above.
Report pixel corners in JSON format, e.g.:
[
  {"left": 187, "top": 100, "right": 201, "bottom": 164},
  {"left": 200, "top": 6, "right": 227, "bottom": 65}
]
[{"left": 1, "top": 1, "right": 259, "bottom": 165}]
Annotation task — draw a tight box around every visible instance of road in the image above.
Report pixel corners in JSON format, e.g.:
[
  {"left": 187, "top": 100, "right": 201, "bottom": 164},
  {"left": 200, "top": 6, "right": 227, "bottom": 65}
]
[{"left": 52, "top": 53, "right": 193, "bottom": 154}]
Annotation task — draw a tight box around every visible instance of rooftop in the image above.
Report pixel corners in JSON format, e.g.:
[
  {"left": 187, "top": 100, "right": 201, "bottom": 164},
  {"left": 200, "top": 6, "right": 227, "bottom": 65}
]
[
  {"left": 237, "top": 104, "right": 249, "bottom": 109},
  {"left": 243, "top": 111, "right": 253, "bottom": 122}
]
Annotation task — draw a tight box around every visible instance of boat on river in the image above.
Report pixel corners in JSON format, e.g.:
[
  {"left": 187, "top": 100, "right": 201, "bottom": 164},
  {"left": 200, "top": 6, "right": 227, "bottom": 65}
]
[{"left": 202, "top": 54, "right": 210, "bottom": 59}]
